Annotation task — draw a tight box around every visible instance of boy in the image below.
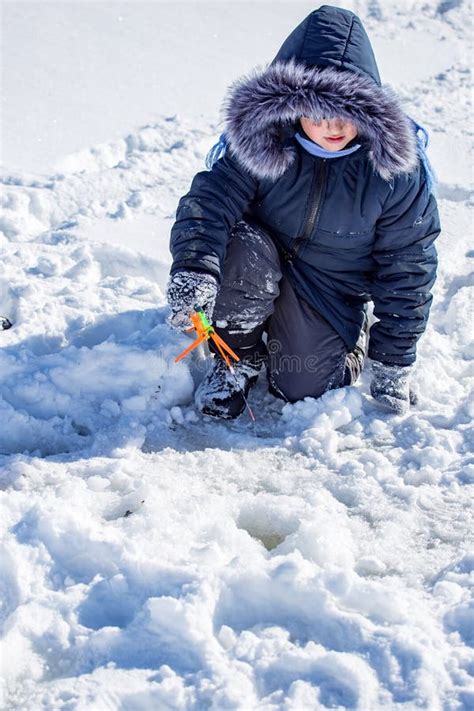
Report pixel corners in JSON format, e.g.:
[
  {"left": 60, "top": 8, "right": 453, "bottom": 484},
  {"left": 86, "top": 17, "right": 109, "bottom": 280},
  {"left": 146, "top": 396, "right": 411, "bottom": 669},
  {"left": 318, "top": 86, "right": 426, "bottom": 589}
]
[{"left": 167, "top": 5, "right": 440, "bottom": 419}]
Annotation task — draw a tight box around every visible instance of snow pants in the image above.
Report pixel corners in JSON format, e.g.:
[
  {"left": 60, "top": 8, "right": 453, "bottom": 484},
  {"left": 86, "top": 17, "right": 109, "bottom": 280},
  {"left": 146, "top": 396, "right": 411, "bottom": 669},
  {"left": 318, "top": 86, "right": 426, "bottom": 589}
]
[{"left": 211, "top": 220, "right": 364, "bottom": 402}]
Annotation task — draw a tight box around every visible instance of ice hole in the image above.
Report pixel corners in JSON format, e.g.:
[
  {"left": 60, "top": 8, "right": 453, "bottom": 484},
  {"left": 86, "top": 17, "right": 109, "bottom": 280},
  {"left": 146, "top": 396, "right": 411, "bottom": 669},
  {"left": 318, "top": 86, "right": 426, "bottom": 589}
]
[{"left": 236, "top": 502, "right": 300, "bottom": 552}]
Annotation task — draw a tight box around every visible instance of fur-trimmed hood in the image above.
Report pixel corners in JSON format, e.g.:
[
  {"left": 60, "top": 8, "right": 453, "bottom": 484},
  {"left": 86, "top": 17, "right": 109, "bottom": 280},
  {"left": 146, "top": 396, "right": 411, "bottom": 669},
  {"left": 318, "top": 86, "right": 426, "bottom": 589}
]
[{"left": 221, "top": 6, "right": 419, "bottom": 182}]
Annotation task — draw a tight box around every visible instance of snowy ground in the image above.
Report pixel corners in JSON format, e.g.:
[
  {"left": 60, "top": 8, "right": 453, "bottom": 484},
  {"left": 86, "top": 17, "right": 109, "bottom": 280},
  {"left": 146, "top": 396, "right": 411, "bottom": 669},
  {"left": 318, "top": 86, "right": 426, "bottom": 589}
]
[{"left": 1, "top": 1, "right": 473, "bottom": 710}]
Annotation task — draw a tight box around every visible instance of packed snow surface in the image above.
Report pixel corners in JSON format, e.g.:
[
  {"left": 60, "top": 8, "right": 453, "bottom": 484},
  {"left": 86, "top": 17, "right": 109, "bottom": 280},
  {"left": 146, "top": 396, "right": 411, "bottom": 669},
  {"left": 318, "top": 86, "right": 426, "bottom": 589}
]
[{"left": 1, "top": 1, "right": 473, "bottom": 709}]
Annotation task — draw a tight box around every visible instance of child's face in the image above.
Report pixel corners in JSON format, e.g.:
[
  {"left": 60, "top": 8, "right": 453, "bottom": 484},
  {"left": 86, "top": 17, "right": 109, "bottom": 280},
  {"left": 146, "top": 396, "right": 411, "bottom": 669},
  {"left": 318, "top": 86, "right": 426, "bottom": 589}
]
[{"left": 300, "top": 117, "right": 358, "bottom": 151}]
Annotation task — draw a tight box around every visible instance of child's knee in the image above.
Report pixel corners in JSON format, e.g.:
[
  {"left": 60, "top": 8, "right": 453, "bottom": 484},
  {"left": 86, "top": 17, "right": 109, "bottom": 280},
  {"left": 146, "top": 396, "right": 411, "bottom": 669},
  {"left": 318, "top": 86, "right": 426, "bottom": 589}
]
[
  {"left": 268, "top": 369, "right": 343, "bottom": 402},
  {"left": 215, "top": 221, "right": 282, "bottom": 326},
  {"left": 267, "top": 357, "right": 346, "bottom": 403},
  {"left": 229, "top": 220, "right": 282, "bottom": 273}
]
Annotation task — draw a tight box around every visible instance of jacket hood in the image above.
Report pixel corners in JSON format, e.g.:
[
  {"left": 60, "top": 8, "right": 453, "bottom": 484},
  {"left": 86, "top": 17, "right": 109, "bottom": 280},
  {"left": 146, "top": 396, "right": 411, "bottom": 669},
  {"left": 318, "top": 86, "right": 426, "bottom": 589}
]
[
  {"left": 222, "top": 6, "right": 418, "bottom": 182},
  {"left": 272, "top": 4, "right": 381, "bottom": 85}
]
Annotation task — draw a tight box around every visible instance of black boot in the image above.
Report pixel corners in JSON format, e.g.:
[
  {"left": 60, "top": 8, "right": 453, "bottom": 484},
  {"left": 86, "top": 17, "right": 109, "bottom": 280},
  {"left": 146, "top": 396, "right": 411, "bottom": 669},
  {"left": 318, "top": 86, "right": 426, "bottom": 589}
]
[
  {"left": 195, "top": 355, "right": 261, "bottom": 419},
  {"left": 343, "top": 313, "right": 369, "bottom": 385}
]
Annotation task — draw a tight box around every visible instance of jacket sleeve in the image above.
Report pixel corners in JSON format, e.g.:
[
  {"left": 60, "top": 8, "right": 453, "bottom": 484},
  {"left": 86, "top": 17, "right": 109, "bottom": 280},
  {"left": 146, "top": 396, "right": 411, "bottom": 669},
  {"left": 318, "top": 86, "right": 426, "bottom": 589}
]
[
  {"left": 368, "top": 163, "right": 441, "bottom": 367},
  {"left": 169, "top": 153, "right": 259, "bottom": 280}
]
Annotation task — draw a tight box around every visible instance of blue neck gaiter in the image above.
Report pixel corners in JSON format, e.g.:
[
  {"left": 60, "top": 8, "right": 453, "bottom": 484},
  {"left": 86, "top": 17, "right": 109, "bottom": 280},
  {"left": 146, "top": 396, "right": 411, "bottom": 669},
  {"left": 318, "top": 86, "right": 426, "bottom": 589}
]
[{"left": 295, "top": 131, "right": 361, "bottom": 159}]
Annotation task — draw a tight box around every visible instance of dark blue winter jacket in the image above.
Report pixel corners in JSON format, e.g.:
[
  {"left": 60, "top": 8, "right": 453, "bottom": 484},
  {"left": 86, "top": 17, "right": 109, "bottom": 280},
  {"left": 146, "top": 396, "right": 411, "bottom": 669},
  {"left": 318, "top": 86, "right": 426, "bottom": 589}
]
[{"left": 170, "top": 5, "right": 440, "bottom": 366}]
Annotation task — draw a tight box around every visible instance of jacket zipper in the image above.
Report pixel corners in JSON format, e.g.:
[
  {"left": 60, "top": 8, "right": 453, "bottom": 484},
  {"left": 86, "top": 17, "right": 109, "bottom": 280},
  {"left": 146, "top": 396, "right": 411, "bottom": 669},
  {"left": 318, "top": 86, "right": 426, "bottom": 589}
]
[{"left": 283, "top": 158, "right": 327, "bottom": 263}]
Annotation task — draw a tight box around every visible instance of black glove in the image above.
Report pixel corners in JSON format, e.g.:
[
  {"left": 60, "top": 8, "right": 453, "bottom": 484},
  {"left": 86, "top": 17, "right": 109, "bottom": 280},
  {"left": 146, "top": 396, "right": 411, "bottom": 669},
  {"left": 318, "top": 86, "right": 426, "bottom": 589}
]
[
  {"left": 166, "top": 270, "right": 219, "bottom": 331},
  {"left": 370, "top": 361, "right": 417, "bottom": 415}
]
